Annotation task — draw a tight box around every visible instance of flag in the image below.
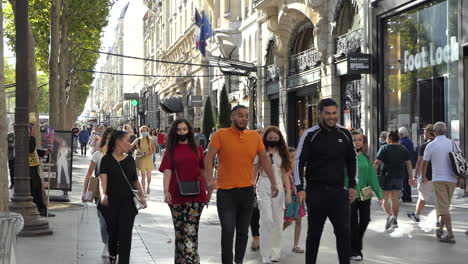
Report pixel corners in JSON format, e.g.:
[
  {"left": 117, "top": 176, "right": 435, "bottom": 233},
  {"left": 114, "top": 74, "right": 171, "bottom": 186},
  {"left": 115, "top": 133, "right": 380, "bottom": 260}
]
[
  {"left": 194, "top": 8, "right": 202, "bottom": 48},
  {"left": 194, "top": 9, "right": 214, "bottom": 56}
]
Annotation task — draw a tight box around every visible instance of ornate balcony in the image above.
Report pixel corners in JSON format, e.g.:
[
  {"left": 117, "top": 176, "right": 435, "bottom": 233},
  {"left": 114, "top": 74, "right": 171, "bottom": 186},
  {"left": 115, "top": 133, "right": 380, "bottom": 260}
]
[
  {"left": 266, "top": 65, "right": 279, "bottom": 83},
  {"left": 336, "top": 28, "right": 362, "bottom": 57},
  {"left": 289, "top": 48, "right": 322, "bottom": 75}
]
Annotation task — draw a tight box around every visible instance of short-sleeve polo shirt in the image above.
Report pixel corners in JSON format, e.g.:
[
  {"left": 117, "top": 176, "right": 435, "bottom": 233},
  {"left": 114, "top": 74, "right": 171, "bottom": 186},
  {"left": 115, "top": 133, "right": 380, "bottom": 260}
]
[{"left": 210, "top": 127, "right": 265, "bottom": 189}]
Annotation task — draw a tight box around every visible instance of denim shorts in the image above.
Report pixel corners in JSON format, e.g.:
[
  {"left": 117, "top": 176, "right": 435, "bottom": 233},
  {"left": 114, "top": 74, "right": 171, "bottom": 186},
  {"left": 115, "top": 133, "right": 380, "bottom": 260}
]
[{"left": 382, "top": 177, "right": 404, "bottom": 191}]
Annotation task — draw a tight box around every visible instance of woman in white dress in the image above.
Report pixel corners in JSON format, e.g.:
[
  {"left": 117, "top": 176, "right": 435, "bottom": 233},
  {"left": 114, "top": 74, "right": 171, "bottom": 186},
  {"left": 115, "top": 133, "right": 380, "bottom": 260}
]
[{"left": 255, "top": 126, "right": 292, "bottom": 263}]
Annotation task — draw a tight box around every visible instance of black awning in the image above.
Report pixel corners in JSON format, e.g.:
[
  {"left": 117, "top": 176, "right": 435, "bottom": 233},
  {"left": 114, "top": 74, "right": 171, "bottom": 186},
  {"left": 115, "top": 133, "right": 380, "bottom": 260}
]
[{"left": 160, "top": 96, "right": 184, "bottom": 113}]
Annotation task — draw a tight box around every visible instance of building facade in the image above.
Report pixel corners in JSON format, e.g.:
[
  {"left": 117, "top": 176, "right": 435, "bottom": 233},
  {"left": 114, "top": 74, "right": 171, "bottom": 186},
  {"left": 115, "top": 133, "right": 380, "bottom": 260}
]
[
  {"left": 254, "top": 0, "right": 371, "bottom": 147},
  {"left": 92, "top": 1, "right": 145, "bottom": 127},
  {"left": 370, "top": 0, "right": 468, "bottom": 154}
]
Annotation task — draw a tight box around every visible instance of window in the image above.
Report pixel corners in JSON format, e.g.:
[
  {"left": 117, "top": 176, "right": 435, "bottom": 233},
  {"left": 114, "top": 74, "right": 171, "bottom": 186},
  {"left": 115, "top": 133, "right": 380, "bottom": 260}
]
[
  {"left": 382, "top": 0, "right": 460, "bottom": 142},
  {"left": 290, "top": 22, "right": 314, "bottom": 55}
]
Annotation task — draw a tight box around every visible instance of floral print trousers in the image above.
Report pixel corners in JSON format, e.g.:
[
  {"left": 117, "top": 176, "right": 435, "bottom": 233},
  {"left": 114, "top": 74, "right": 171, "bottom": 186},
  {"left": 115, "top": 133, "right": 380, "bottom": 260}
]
[{"left": 169, "top": 202, "right": 204, "bottom": 264}]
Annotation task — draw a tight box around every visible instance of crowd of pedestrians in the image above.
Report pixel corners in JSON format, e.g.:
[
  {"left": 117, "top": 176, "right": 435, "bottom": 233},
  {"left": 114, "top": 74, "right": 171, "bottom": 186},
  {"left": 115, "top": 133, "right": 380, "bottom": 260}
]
[{"left": 61, "top": 97, "right": 467, "bottom": 264}]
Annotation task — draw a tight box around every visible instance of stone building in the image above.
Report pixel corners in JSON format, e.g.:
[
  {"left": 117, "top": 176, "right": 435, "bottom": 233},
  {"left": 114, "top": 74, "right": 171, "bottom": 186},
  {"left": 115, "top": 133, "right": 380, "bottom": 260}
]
[
  {"left": 142, "top": 0, "right": 211, "bottom": 130},
  {"left": 254, "top": 0, "right": 371, "bottom": 146}
]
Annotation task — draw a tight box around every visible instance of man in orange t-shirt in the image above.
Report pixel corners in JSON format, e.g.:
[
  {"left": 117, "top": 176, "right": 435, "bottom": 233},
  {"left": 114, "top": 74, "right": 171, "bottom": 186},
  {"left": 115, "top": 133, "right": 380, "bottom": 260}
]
[{"left": 204, "top": 105, "right": 279, "bottom": 264}]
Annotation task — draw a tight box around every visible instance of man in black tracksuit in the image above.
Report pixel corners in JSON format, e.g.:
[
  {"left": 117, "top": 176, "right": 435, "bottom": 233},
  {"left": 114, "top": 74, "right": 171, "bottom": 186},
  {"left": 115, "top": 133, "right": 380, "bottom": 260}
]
[{"left": 294, "top": 98, "right": 357, "bottom": 264}]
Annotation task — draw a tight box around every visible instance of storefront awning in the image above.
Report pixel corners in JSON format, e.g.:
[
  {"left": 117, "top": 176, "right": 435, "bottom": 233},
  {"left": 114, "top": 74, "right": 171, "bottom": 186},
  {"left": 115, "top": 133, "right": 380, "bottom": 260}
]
[{"left": 160, "top": 96, "right": 184, "bottom": 113}]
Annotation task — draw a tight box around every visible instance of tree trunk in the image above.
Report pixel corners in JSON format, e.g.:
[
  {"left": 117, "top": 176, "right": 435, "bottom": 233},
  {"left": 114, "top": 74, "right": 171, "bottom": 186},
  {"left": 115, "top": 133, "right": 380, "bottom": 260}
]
[
  {"left": 48, "top": 0, "right": 61, "bottom": 130},
  {"left": 0, "top": 2, "right": 10, "bottom": 212},
  {"left": 28, "top": 27, "right": 40, "bottom": 139},
  {"left": 8, "top": 0, "right": 40, "bottom": 139},
  {"left": 58, "top": 0, "right": 69, "bottom": 130}
]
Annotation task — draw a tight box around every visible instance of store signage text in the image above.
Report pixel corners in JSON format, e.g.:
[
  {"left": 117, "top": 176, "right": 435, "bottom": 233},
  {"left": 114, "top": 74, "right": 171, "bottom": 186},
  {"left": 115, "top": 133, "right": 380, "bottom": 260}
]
[{"left": 403, "top": 36, "right": 458, "bottom": 73}]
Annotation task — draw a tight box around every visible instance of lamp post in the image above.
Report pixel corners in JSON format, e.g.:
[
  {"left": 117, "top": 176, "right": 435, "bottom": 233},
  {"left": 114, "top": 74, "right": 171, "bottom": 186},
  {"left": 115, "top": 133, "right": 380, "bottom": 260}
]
[
  {"left": 246, "top": 73, "right": 257, "bottom": 129},
  {"left": 9, "top": 0, "right": 52, "bottom": 236}
]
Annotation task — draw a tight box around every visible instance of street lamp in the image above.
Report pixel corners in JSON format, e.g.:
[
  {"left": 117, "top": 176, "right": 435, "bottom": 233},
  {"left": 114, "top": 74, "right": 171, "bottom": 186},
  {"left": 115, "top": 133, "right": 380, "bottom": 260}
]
[
  {"left": 231, "top": 97, "right": 239, "bottom": 105},
  {"left": 9, "top": 0, "right": 52, "bottom": 236}
]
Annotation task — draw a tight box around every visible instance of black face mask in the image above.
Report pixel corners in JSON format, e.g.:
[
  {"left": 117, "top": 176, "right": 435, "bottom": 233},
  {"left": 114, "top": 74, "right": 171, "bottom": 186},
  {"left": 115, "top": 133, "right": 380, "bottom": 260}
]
[
  {"left": 177, "top": 133, "right": 189, "bottom": 141},
  {"left": 265, "top": 140, "right": 279, "bottom": 148}
]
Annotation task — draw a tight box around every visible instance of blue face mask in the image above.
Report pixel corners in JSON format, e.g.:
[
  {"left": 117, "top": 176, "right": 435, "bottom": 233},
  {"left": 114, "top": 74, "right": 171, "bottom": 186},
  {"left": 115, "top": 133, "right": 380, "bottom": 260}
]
[{"left": 142, "top": 132, "right": 149, "bottom": 137}]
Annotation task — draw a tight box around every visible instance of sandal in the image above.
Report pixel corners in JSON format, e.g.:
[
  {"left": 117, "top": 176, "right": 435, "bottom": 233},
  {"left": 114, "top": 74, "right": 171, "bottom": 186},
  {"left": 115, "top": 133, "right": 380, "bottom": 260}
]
[
  {"left": 439, "top": 235, "right": 456, "bottom": 244},
  {"left": 292, "top": 246, "right": 305, "bottom": 254},
  {"left": 436, "top": 228, "right": 444, "bottom": 238}
]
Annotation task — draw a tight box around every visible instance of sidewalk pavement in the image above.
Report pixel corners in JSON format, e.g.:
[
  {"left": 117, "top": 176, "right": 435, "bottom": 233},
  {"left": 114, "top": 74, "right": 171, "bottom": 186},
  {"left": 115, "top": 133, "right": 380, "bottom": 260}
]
[{"left": 14, "top": 153, "right": 468, "bottom": 264}]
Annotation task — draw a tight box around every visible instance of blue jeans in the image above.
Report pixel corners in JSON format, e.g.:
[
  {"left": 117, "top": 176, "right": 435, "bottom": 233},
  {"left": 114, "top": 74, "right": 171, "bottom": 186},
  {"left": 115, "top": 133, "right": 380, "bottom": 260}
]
[{"left": 97, "top": 209, "right": 108, "bottom": 244}]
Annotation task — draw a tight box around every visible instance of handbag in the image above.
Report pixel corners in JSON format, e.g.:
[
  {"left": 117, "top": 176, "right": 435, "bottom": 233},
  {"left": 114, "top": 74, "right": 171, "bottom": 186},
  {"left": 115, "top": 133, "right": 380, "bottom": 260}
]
[
  {"left": 449, "top": 140, "right": 468, "bottom": 179},
  {"left": 360, "top": 186, "right": 374, "bottom": 201},
  {"left": 173, "top": 158, "right": 200, "bottom": 196},
  {"left": 114, "top": 157, "right": 145, "bottom": 210}
]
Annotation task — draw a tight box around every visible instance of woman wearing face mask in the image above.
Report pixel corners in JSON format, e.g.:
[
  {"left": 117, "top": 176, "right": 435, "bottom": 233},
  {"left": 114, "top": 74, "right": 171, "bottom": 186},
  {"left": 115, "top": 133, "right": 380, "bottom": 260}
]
[
  {"left": 159, "top": 119, "right": 208, "bottom": 264},
  {"left": 82, "top": 128, "right": 114, "bottom": 258},
  {"left": 132, "top": 126, "right": 155, "bottom": 195},
  {"left": 255, "top": 126, "right": 292, "bottom": 264},
  {"left": 98, "top": 131, "right": 147, "bottom": 264}
]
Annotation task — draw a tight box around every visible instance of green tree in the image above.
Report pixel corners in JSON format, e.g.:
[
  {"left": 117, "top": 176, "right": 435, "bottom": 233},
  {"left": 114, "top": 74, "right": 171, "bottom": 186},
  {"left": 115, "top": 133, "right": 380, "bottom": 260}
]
[
  {"left": 217, "top": 85, "right": 231, "bottom": 129},
  {"left": 3, "top": 0, "right": 114, "bottom": 129},
  {"left": 202, "top": 96, "right": 215, "bottom": 139}
]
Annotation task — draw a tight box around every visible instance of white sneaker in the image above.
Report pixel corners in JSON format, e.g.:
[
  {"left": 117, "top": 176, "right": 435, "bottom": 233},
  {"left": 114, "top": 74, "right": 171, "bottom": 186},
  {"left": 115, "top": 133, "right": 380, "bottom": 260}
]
[
  {"left": 101, "top": 244, "right": 109, "bottom": 258},
  {"left": 262, "top": 257, "right": 271, "bottom": 264}
]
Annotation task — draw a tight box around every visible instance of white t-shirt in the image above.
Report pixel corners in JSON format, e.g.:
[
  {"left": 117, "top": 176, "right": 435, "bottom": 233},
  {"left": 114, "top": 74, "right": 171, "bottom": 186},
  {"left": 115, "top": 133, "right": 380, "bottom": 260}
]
[
  {"left": 423, "top": 135, "right": 458, "bottom": 183},
  {"left": 91, "top": 151, "right": 104, "bottom": 176}
]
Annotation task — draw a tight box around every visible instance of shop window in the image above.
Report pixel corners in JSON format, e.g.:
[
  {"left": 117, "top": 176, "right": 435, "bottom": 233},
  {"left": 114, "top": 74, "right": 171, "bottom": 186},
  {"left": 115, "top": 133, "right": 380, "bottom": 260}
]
[{"left": 382, "top": 0, "right": 460, "bottom": 144}]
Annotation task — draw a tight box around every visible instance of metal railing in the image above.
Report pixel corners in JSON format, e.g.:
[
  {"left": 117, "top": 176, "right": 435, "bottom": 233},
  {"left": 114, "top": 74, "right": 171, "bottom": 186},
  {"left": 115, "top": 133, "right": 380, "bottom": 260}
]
[
  {"left": 336, "top": 28, "right": 362, "bottom": 56},
  {"left": 289, "top": 48, "right": 321, "bottom": 75}
]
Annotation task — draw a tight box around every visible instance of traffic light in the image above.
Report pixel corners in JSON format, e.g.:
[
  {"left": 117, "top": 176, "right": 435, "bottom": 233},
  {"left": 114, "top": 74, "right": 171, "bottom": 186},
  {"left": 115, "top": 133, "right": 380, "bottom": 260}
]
[{"left": 131, "top": 99, "right": 138, "bottom": 106}]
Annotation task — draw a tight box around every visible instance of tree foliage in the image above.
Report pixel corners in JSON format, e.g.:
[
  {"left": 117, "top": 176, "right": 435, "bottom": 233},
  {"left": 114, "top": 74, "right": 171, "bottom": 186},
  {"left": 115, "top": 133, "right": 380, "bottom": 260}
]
[
  {"left": 217, "top": 85, "right": 231, "bottom": 129},
  {"left": 202, "top": 96, "right": 215, "bottom": 139},
  {"left": 3, "top": 0, "right": 114, "bottom": 124}
]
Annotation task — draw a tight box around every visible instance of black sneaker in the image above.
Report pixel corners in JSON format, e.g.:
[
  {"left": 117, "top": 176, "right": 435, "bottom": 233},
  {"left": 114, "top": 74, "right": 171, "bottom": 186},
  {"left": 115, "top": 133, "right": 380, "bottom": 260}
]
[
  {"left": 392, "top": 218, "right": 399, "bottom": 229},
  {"left": 407, "top": 213, "right": 420, "bottom": 222}
]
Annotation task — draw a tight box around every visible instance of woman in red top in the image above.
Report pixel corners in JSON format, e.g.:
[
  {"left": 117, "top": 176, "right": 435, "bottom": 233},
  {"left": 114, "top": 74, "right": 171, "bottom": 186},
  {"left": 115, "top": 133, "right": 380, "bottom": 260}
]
[{"left": 159, "top": 119, "right": 208, "bottom": 264}]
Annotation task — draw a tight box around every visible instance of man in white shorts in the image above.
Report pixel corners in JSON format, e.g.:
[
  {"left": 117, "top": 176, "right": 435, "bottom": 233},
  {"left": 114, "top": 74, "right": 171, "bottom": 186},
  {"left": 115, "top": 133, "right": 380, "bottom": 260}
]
[{"left": 408, "top": 124, "right": 435, "bottom": 222}]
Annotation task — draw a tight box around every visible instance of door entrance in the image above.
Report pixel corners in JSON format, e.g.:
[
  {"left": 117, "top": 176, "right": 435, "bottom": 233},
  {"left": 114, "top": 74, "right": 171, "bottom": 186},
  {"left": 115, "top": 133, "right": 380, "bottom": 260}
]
[
  {"left": 417, "top": 77, "right": 446, "bottom": 127},
  {"left": 287, "top": 89, "right": 320, "bottom": 147}
]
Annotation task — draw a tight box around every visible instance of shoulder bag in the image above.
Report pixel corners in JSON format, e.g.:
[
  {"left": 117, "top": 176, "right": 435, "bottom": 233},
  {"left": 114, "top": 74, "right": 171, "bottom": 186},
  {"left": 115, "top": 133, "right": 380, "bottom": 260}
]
[
  {"left": 173, "top": 156, "right": 200, "bottom": 196},
  {"left": 114, "top": 157, "right": 145, "bottom": 210},
  {"left": 449, "top": 140, "right": 468, "bottom": 179}
]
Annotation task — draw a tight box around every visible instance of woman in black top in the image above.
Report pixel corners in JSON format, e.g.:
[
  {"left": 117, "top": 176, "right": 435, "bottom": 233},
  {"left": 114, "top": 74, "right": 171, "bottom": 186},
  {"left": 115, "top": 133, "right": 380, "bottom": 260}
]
[{"left": 98, "top": 131, "right": 147, "bottom": 264}]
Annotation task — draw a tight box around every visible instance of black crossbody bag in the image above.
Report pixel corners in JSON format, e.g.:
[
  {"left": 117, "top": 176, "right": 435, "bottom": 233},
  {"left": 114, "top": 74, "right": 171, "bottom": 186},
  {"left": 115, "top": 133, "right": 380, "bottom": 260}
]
[{"left": 173, "top": 158, "right": 200, "bottom": 196}]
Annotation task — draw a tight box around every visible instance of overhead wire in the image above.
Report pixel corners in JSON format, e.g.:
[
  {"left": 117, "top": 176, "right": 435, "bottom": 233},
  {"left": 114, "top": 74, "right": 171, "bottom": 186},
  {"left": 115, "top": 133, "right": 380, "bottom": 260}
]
[
  {"left": 76, "top": 68, "right": 225, "bottom": 78},
  {"left": 79, "top": 47, "right": 265, "bottom": 69}
]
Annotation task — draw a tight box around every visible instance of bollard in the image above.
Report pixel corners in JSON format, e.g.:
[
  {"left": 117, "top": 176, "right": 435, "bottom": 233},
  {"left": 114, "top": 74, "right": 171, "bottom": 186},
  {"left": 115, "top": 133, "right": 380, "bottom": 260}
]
[{"left": 0, "top": 213, "right": 24, "bottom": 264}]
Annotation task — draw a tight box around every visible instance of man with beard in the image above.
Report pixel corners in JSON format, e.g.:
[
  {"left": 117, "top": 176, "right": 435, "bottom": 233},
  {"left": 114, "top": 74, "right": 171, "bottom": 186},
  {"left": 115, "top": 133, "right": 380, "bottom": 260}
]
[
  {"left": 294, "top": 98, "right": 356, "bottom": 264},
  {"left": 204, "top": 105, "right": 279, "bottom": 264}
]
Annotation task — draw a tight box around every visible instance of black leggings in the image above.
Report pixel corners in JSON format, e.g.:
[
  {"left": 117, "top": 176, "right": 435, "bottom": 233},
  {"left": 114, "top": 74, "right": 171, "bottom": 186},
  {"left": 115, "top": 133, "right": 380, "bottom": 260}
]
[
  {"left": 102, "top": 199, "right": 137, "bottom": 264},
  {"left": 350, "top": 199, "right": 371, "bottom": 256},
  {"left": 30, "top": 166, "right": 46, "bottom": 213},
  {"left": 80, "top": 143, "right": 87, "bottom": 156}
]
